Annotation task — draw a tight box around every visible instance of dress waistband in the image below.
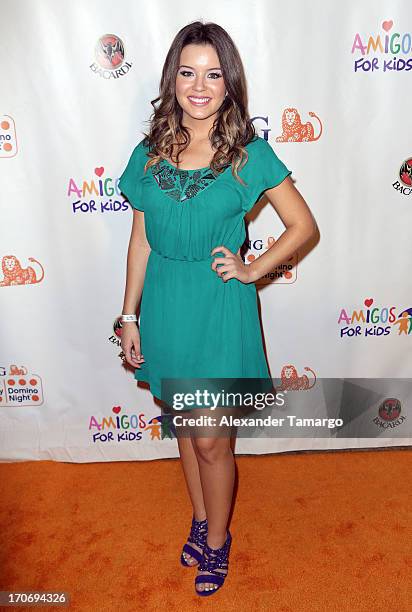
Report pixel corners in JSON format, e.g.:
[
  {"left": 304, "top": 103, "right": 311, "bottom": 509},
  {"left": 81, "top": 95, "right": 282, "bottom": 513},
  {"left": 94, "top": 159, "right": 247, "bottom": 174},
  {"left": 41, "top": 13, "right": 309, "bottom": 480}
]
[{"left": 149, "top": 248, "right": 230, "bottom": 263}]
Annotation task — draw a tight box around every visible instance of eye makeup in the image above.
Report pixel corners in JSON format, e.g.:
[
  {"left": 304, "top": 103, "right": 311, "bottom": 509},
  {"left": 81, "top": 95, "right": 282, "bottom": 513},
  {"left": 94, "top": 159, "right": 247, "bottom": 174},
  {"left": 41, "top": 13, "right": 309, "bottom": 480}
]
[{"left": 178, "top": 67, "right": 222, "bottom": 79}]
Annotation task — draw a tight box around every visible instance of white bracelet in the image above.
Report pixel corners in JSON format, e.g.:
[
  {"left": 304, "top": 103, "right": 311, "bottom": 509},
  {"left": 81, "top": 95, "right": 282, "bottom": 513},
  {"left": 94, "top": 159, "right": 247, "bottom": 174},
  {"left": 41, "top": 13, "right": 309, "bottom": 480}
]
[{"left": 121, "top": 314, "right": 137, "bottom": 322}]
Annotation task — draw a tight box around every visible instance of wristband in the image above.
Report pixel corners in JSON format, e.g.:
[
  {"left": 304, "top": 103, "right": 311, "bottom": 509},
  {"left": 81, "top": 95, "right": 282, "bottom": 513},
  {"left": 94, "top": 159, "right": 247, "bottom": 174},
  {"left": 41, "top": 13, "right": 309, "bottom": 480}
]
[{"left": 121, "top": 314, "right": 137, "bottom": 322}]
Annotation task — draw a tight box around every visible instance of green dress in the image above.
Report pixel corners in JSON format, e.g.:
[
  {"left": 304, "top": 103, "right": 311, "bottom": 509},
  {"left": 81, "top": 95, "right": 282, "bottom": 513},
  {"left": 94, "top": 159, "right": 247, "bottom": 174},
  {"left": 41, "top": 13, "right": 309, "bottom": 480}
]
[{"left": 118, "top": 135, "right": 292, "bottom": 407}]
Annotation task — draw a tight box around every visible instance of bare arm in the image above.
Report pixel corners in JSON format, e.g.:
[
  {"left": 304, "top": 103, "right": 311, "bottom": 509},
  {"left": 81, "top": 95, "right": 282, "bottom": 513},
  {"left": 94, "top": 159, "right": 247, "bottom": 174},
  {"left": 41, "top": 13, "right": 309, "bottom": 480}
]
[
  {"left": 122, "top": 209, "right": 151, "bottom": 315},
  {"left": 121, "top": 209, "right": 151, "bottom": 369},
  {"left": 247, "top": 176, "right": 318, "bottom": 283}
]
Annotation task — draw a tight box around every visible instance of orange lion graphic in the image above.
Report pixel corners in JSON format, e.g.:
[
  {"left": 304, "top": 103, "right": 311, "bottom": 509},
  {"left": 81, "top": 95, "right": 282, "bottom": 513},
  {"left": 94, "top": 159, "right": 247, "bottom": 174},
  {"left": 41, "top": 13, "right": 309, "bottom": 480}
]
[
  {"left": 276, "top": 108, "right": 322, "bottom": 142},
  {"left": 0, "top": 255, "right": 45, "bottom": 286},
  {"left": 279, "top": 365, "right": 317, "bottom": 390}
]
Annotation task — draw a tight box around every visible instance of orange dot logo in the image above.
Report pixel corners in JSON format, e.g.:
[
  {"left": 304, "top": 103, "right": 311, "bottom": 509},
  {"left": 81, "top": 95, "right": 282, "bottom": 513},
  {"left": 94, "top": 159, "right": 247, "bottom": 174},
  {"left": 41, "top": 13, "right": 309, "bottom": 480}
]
[{"left": 0, "top": 115, "right": 17, "bottom": 156}]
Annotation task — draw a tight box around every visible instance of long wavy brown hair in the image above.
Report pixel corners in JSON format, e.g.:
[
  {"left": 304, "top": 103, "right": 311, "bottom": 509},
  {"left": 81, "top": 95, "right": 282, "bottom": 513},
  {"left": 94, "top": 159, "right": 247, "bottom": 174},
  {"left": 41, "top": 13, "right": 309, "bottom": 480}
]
[{"left": 141, "top": 20, "right": 257, "bottom": 185}]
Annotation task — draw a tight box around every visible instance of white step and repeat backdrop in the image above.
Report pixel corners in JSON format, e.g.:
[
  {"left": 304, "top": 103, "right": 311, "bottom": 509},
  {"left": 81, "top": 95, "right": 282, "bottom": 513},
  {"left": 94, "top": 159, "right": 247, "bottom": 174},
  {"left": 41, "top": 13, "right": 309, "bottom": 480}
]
[{"left": 1, "top": 0, "right": 411, "bottom": 461}]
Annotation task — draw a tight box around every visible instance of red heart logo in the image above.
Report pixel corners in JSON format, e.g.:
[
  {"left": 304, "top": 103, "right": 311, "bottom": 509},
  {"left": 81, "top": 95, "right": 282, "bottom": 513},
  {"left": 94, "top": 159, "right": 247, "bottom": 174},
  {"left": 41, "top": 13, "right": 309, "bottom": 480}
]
[
  {"left": 112, "top": 406, "right": 121, "bottom": 414},
  {"left": 364, "top": 298, "right": 373, "bottom": 308},
  {"left": 382, "top": 20, "right": 393, "bottom": 32},
  {"left": 95, "top": 167, "right": 104, "bottom": 177}
]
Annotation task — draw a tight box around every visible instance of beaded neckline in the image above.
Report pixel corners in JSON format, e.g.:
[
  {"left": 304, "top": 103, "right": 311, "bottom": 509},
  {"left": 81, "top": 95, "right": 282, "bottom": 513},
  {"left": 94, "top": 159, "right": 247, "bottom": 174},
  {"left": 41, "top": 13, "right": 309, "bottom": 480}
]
[{"left": 151, "top": 158, "right": 221, "bottom": 203}]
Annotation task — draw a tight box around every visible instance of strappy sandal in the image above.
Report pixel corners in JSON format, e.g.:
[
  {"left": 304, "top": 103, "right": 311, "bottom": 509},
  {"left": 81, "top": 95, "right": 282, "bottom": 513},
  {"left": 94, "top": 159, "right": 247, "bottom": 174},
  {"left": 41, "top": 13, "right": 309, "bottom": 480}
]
[
  {"left": 195, "top": 530, "right": 232, "bottom": 596},
  {"left": 180, "top": 516, "right": 208, "bottom": 567}
]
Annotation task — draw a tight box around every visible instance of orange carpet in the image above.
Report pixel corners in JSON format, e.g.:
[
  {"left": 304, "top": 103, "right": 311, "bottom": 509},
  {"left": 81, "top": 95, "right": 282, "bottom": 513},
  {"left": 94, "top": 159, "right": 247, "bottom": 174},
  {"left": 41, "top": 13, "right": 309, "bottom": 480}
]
[{"left": 0, "top": 448, "right": 411, "bottom": 611}]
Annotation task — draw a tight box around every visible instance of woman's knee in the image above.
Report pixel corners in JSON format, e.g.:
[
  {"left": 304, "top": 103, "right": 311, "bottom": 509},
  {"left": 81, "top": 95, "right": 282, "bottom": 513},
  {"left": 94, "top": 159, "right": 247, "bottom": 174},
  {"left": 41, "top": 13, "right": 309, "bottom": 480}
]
[{"left": 192, "top": 436, "right": 232, "bottom": 463}]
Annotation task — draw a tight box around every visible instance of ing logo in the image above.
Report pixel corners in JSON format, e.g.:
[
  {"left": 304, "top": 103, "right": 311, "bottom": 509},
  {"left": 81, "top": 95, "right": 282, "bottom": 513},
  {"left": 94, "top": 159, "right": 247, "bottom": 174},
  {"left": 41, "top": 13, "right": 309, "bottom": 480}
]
[
  {"left": 278, "top": 365, "right": 317, "bottom": 391},
  {"left": 275, "top": 108, "right": 322, "bottom": 142},
  {"left": 0, "top": 255, "right": 45, "bottom": 286}
]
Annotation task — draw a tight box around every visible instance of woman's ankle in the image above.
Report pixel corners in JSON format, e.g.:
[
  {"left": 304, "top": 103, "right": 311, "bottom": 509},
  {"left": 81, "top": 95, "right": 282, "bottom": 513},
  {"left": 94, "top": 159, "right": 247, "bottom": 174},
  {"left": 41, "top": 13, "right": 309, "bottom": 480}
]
[{"left": 206, "top": 531, "right": 228, "bottom": 549}]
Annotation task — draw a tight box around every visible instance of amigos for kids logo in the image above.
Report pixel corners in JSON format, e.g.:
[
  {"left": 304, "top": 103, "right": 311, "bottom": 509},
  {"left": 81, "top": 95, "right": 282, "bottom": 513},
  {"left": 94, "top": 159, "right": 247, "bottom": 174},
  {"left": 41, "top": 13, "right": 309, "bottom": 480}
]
[
  {"left": 68, "top": 169, "right": 130, "bottom": 214},
  {"left": 246, "top": 236, "right": 297, "bottom": 284},
  {"left": 352, "top": 19, "right": 412, "bottom": 73},
  {"left": 338, "top": 298, "right": 412, "bottom": 338},
  {"left": 89, "top": 405, "right": 176, "bottom": 444}
]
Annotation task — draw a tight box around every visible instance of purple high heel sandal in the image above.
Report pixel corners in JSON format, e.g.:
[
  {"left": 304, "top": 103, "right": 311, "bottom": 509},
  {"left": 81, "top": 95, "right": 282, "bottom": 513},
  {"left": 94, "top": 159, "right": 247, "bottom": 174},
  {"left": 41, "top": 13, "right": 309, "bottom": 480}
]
[
  {"left": 195, "top": 530, "right": 232, "bottom": 596},
  {"left": 180, "top": 515, "right": 208, "bottom": 567}
]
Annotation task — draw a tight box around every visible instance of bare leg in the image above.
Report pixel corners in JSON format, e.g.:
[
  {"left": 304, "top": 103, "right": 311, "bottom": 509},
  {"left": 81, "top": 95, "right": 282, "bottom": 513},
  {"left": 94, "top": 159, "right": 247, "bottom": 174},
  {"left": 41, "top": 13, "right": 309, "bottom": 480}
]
[
  {"left": 176, "top": 436, "right": 207, "bottom": 565},
  {"left": 190, "top": 408, "right": 236, "bottom": 593}
]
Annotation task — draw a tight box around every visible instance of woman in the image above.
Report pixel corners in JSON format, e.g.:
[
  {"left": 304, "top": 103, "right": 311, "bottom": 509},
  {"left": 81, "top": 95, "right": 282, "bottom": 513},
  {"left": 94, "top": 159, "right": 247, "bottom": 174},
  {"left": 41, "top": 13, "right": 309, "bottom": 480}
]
[{"left": 118, "top": 21, "right": 316, "bottom": 596}]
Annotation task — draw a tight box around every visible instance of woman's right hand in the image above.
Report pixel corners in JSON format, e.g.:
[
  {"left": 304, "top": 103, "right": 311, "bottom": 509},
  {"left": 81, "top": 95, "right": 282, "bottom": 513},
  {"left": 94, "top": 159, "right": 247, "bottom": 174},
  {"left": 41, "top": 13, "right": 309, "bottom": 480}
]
[{"left": 121, "top": 322, "right": 145, "bottom": 369}]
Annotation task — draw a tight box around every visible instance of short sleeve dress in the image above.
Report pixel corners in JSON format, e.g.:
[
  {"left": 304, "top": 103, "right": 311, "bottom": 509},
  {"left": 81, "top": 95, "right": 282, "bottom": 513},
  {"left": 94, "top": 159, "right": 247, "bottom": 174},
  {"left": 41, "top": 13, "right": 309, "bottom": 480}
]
[{"left": 118, "top": 135, "right": 292, "bottom": 406}]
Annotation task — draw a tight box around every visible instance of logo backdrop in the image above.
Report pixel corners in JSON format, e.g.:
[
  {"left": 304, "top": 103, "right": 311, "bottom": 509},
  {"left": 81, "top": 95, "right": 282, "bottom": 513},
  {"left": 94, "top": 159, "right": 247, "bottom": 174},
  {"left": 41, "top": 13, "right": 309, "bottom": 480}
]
[{"left": 1, "top": 0, "right": 411, "bottom": 461}]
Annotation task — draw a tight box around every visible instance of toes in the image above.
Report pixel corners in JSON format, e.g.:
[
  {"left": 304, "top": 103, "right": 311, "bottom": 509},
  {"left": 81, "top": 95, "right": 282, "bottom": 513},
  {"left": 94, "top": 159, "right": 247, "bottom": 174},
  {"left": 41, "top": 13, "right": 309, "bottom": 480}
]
[
  {"left": 195, "top": 574, "right": 219, "bottom": 593},
  {"left": 196, "top": 584, "right": 217, "bottom": 592},
  {"left": 183, "top": 553, "right": 196, "bottom": 565},
  {"left": 195, "top": 575, "right": 221, "bottom": 592}
]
